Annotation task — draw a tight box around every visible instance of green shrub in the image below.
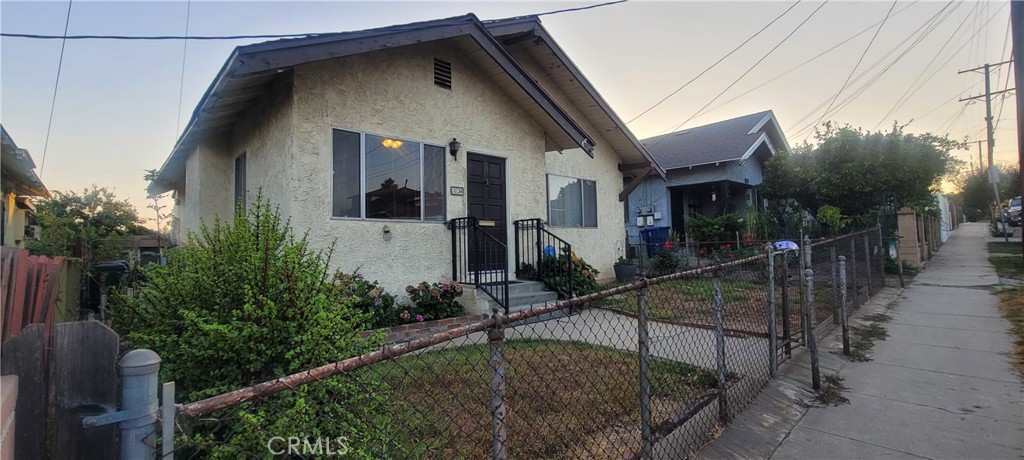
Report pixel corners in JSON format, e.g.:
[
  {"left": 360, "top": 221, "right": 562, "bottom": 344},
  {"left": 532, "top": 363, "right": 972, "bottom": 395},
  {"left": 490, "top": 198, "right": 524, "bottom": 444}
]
[
  {"left": 538, "top": 248, "right": 601, "bottom": 298},
  {"left": 648, "top": 250, "right": 683, "bottom": 277},
  {"left": 113, "top": 198, "right": 397, "bottom": 458},
  {"left": 335, "top": 272, "right": 400, "bottom": 329},
  {"left": 689, "top": 214, "right": 743, "bottom": 243},
  {"left": 403, "top": 280, "right": 464, "bottom": 321}
]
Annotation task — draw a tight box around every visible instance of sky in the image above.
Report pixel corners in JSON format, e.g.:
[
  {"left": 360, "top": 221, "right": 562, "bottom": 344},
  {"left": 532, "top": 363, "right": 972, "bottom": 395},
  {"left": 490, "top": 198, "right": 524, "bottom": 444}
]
[{"left": 1, "top": 0, "right": 1019, "bottom": 226}]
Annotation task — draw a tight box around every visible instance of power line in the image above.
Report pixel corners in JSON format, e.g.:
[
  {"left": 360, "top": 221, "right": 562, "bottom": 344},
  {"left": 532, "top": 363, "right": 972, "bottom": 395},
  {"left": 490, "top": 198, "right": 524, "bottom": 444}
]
[
  {"left": 790, "top": 0, "right": 997, "bottom": 141},
  {"left": 788, "top": 1, "right": 959, "bottom": 139},
  {"left": 874, "top": 2, "right": 982, "bottom": 129},
  {"left": 38, "top": 0, "right": 73, "bottom": 179},
  {"left": 533, "top": 0, "right": 628, "bottom": 17},
  {"left": 652, "top": 0, "right": 830, "bottom": 143},
  {"left": 175, "top": 0, "right": 192, "bottom": 138},
  {"left": 688, "top": 0, "right": 920, "bottom": 123},
  {"left": 0, "top": 31, "right": 320, "bottom": 41},
  {"left": 624, "top": 0, "right": 801, "bottom": 125},
  {"left": 2, "top": 1, "right": 629, "bottom": 42},
  {"left": 814, "top": 0, "right": 898, "bottom": 131}
]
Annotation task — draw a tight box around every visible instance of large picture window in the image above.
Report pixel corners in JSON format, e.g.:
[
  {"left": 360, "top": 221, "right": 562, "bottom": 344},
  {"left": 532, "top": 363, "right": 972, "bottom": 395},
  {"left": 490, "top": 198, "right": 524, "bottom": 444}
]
[
  {"left": 547, "top": 174, "right": 597, "bottom": 228},
  {"left": 332, "top": 129, "right": 445, "bottom": 221}
]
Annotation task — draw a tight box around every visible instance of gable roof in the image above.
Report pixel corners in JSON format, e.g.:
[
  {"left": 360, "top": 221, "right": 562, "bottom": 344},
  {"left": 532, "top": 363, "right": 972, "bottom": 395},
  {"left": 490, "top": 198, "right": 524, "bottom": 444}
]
[
  {"left": 640, "top": 110, "right": 791, "bottom": 171},
  {"left": 1, "top": 125, "right": 49, "bottom": 198},
  {"left": 148, "top": 14, "right": 599, "bottom": 195},
  {"left": 484, "top": 16, "right": 665, "bottom": 179}
]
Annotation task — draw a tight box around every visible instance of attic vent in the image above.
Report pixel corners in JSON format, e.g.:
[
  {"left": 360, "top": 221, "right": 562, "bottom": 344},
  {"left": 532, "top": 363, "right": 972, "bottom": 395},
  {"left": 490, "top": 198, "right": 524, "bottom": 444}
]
[{"left": 434, "top": 58, "right": 452, "bottom": 90}]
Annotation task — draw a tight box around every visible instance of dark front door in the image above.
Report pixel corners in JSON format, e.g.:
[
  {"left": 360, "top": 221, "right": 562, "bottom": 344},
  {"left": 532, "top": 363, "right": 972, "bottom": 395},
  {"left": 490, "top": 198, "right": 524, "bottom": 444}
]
[{"left": 467, "top": 153, "right": 507, "bottom": 272}]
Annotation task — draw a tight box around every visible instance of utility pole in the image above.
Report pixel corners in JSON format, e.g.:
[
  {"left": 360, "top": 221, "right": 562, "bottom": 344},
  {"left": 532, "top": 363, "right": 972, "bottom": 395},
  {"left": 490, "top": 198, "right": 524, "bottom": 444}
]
[
  {"left": 960, "top": 60, "right": 1015, "bottom": 243},
  {"left": 974, "top": 140, "right": 984, "bottom": 171},
  {"left": 1011, "top": 0, "right": 1023, "bottom": 261}
]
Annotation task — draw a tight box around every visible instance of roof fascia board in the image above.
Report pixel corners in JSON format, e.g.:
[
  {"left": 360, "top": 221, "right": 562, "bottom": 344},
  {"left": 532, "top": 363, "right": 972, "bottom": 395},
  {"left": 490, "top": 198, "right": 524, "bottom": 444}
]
[
  {"left": 748, "top": 112, "right": 772, "bottom": 134},
  {"left": 485, "top": 18, "right": 665, "bottom": 177},
  {"left": 747, "top": 111, "right": 793, "bottom": 153},
  {"left": 466, "top": 20, "right": 596, "bottom": 157},
  {"left": 150, "top": 15, "right": 597, "bottom": 194},
  {"left": 229, "top": 17, "right": 596, "bottom": 156},
  {"left": 738, "top": 133, "right": 773, "bottom": 164}
]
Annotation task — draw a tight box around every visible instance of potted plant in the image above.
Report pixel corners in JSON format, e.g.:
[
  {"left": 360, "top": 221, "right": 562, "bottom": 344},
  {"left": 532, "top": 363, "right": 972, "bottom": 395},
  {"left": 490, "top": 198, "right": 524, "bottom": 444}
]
[{"left": 613, "top": 256, "right": 637, "bottom": 283}]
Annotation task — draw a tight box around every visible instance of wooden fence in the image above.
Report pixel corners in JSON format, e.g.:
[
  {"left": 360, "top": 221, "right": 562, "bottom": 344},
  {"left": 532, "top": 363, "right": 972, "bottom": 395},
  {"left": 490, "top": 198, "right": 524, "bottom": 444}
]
[
  {"left": 2, "top": 321, "right": 119, "bottom": 459},
  {"left": 1, "top": 247, "right": 80, "bottom": 344}
]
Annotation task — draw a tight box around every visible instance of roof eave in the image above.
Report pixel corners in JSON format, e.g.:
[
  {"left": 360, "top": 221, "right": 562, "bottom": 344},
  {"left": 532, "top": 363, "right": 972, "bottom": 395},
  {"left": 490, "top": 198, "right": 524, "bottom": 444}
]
[
  {"left": 485, "top": 17, "right": 665, "bottom": 178},
  {"left": 148, "top": 15, "right": 598, "bottom": 194}
]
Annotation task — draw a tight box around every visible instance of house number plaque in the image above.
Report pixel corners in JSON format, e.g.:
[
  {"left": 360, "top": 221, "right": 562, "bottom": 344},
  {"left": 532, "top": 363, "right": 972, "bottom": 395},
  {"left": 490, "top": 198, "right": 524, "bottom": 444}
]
[{"left": 450, "top": 186, "right": 465, "bottom": 196}]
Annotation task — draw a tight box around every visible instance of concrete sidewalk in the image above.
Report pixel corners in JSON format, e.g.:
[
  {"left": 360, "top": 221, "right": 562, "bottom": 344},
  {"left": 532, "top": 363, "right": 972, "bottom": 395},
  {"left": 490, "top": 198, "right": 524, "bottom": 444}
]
[{"left": 697, "top": 222, "right": 1023, "bottom": 460}]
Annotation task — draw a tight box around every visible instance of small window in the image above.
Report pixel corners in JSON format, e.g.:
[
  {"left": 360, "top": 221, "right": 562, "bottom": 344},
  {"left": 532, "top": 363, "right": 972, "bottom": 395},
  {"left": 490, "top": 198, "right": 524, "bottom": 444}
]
[
  {"left": 434, "top": 58, "right": 452, "bottom": 90},
  {"left": 234, "top": 153, "right": 247, "bottom": 210},
  {"left": 547, "top": 174, "right": 597, "bottom": 228},
  {"left": 332, "top": 129, "right": 446, "bottom": 221}
]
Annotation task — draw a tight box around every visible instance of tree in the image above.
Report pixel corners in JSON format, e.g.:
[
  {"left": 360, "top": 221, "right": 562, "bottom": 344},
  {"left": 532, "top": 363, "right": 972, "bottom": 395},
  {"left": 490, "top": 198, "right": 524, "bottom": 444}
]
[
  {"left": 763, "top": 122, "right": 965, "bottom": 226},
  {"left": 26, "top": 185, "right": 150, "bottom": 264},
  {"left": 952, "top": 164, "right": 1021, "bottom": 221}
]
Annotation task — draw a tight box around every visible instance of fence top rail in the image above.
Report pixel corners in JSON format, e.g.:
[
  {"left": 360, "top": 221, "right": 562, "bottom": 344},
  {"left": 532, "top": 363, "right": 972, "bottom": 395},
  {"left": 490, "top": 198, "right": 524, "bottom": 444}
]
[
  {"left": 176, "top": 251, "right": 768, "bottom": 419},
  {"left": 809, "top": 226, "right": 881, "bottom": 248}
]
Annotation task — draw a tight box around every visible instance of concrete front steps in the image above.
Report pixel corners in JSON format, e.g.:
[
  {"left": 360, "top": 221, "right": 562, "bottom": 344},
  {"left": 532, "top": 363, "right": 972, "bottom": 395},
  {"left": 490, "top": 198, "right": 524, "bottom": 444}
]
[{"left": 461, "top": 280, "right": 558, "bottom": 317}]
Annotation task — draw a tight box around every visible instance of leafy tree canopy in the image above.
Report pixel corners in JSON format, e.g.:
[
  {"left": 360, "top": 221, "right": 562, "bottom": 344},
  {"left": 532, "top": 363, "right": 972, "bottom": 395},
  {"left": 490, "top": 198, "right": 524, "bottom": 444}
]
[
  {"left": 26, "top": 185, "right": 150, "bottom": 262},
  {"left": 951, "top": 164, "right": 1021, "bottom": 221},
  {"left": 763, "top": 122, "right": 965, "bottom": 224}
]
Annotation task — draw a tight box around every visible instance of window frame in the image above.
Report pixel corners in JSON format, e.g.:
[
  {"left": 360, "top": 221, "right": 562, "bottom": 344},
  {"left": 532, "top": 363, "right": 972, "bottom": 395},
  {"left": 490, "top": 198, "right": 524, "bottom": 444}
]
[
  {"left": 331, "top": 128, "right": 446, "bottom": 222},
  {"left": 234, "top": 152, "right": 247, "bottom": 210},
  {"left": 546, "top": 173, "right": 598, "bottom": 229}
]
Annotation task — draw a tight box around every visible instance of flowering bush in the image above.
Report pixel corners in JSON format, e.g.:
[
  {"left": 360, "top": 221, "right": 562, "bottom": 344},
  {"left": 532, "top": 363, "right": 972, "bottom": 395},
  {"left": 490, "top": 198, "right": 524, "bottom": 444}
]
[
  {"left": 537, "top": 247, "right": 601, "bottom": 298},
  {"left": 334, "top": 272, "right": 399, "bottom": 329},
  {"left": 404, "top": 280, "right": 464, "bottom": 321}
]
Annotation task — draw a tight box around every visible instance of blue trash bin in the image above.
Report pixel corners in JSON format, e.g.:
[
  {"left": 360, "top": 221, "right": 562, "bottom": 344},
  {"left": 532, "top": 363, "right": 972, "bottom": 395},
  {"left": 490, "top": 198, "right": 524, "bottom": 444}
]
[{"left": 639, "top": 226, "right": 671, "bottom": 257}]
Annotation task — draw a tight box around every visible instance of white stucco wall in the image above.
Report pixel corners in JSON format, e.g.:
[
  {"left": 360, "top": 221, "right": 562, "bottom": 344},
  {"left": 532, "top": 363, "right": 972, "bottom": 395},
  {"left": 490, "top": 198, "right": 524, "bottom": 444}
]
[
  {"left": 175, "top": 38, "right": 633, "bottom": 294},
  {"left": 287, "top": 41, "right": 550, "bottom": 294},
  {"left": 181, "top": 138, "right": 232, "bottom": 237},
  {"left": 231, "top": 77, "right": 296, "bottom": 218},
  {"left": 507, "top": 47, "right": 628, "bottom": 279}
]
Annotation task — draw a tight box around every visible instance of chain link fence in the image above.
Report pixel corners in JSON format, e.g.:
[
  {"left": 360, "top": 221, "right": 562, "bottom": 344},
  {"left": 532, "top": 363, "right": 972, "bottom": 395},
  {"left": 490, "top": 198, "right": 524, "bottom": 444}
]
[{"left": 159, "top": 228, "right": 886, "bottom": 459}]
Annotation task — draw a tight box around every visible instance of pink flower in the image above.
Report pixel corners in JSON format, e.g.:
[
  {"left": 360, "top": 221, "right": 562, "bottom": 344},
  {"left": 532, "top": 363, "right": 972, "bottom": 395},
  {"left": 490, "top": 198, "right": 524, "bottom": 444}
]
[{"left": 415, "top": 314, "right": 424, "bottom": 322}]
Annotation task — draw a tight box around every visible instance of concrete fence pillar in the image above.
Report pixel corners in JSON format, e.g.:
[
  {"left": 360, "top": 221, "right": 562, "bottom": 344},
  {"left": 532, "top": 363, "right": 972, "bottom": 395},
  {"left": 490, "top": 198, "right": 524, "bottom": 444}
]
[{"left": 897, "top": 208, "right": 921, "bottom": 268}]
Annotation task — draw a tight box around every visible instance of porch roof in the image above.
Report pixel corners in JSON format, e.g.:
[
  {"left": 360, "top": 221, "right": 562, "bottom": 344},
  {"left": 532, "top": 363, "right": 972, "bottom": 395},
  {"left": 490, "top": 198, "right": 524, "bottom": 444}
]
[{"left": 484, "top": 16, "right": 666, "bottom": 179}]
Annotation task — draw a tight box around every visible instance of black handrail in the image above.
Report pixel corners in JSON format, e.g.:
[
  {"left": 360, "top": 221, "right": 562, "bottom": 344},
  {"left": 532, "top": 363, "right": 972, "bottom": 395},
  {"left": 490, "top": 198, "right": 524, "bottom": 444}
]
[
  {"left": 447, "top": 217, "right": 509, "bottom": 313},
  {"left": 513, "top": 218, "right": 574, "bottom": 299}
]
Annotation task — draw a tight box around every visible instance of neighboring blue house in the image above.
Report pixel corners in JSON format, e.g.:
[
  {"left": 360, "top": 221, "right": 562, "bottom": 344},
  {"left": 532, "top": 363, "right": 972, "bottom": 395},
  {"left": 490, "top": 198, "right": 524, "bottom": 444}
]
[{"left": 624, "top": 110, "right": 791, "bottom": 244}]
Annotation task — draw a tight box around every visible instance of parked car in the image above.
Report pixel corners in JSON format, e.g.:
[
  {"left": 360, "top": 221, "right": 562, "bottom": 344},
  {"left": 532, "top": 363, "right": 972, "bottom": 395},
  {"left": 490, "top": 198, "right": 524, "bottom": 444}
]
[{"left": 1008, "top": 196, "right": 1022, "bottom": 227}]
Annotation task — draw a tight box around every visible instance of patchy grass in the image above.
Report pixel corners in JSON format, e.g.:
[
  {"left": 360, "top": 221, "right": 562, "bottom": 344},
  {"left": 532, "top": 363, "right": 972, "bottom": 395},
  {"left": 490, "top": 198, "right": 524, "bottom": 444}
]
[
  {"left": 988, "top": 242, "right": 1024, "bottom": 255},
  {"left": 989, "top": 256, "right": 1024, "bottom": 281},
  {"left": 370, "top": 338, "right": 725, "bottom": 459},
  {"left": 995, "top": 287, "right": 1024, "bottom": 375},
  {"left": 596, "top": 278, "right": 764, "bottom": 322}
]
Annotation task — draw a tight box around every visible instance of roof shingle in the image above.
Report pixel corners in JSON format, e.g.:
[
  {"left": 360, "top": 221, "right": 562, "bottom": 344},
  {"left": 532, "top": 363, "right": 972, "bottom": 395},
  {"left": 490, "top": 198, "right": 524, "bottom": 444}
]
[{"left": 641, "top": 110, "right": 774, "bottom": 170}]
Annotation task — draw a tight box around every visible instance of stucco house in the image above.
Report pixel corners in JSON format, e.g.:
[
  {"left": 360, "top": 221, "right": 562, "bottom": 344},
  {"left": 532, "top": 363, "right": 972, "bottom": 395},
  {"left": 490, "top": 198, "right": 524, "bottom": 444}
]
[
  {"left": 1, "top": 125, "right": 49, "bottom": 248},
  {"left": 147, "top": 14, "right": 662, "bottom": 313},
  {"left": 624, "top": 110, "right": 790, "bottom": 245}
]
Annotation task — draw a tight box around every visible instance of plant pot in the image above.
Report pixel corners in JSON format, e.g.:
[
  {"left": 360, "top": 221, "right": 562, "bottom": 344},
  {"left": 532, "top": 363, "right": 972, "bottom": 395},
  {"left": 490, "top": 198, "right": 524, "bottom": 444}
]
[{"left": 614, "top": 264, "right": 637, "bottom": 283}]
